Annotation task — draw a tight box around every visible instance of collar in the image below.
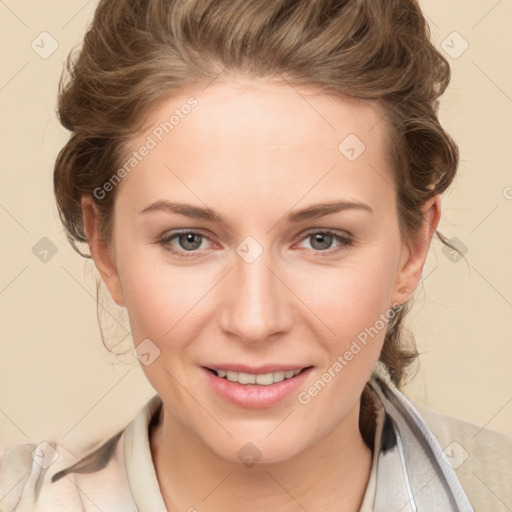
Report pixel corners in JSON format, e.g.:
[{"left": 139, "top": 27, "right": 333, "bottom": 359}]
[
  {"left": 124, "top": 393, "right": 168, "bottom": 511},
  {"left": 367, "top": 364, "right": 474, "bottom": 511}
]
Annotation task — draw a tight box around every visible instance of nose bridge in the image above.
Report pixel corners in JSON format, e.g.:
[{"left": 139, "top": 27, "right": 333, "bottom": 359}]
[{"left": 219, "top": 238, "right": 290, "bottom": 343}]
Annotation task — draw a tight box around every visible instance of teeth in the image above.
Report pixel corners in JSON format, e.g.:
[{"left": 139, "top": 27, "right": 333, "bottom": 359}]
[{"left": 215, "top": 368, "right": 302, "bottom": 385}]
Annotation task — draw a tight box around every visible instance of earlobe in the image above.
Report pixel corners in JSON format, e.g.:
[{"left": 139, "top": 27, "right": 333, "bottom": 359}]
[
  {"left": 81, "top": 195, "right": 126, "bottom": 308},
  {"left": 391, "top": 195, "right": 442, "bottom": 306}
]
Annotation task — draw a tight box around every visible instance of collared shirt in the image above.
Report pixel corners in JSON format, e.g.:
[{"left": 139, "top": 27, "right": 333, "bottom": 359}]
[{"left": 1, "top": 369, "right": 511, "bottom": 511}]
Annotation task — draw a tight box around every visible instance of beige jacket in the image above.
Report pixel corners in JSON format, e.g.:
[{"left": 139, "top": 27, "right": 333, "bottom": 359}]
[{"left": 414, "top": 403, "right": 512, "bottom": 511}]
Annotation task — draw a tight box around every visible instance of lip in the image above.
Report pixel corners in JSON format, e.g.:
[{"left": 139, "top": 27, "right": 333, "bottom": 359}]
[{"left": 201, "top": 365, "right": 313, "bottom": 409}]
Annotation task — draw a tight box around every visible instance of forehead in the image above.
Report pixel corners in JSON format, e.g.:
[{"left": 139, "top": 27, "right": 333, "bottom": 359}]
[
  {"left": 116, "top": 78, "right": 394, "bottom": 211},
  {"left": 139, "top": 77, "right": 385, "bottom": 148}
]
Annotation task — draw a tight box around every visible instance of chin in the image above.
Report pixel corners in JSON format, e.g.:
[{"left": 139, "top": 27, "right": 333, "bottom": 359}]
[{"left": 207, "top": 431, "right": 310, "bottom": 467}]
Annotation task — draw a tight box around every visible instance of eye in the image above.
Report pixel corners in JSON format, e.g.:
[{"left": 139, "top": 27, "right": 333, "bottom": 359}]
[
  {"left": 158, "top": 230, "right": 213, "bottom": 258},
  {"left": 157, "top": 228, "right": 353, "bottom": 259},
  {"left": 296, "top": 229, "right": 353, "bottom": 256}
]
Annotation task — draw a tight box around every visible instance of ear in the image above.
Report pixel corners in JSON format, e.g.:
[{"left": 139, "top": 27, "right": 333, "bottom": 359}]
[
  {"left": 391, "top": 194, "right": 442, "bottom": 306},
  {"left": 81, "top": 195, "right": 126, "bottom": 308}
]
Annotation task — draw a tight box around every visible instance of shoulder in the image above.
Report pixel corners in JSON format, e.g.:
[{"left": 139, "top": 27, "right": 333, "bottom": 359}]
[
  {"left": 1, "top": 439, "right": 82, "bottom": 512},
  {"left": 0, "top": 430, "right": 136, "bottom": 512},
  {"left": 0, "top": 442, "right": 37, "bottom": 512},
  {"left": 415, "top": 404, "right": 512, "bottom": 512},
  {"left": 0, "top": 395, "right": 161, "bottom": 512}
]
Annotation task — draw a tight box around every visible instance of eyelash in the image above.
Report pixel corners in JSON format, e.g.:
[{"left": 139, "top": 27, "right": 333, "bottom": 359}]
[{"left": 157, "top": 229, "right": 353, "bottom": 259}]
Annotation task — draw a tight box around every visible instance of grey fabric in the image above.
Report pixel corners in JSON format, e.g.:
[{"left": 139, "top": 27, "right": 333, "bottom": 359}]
[{"left": 369, "top": 373, "right": 474, "bottom": 511}]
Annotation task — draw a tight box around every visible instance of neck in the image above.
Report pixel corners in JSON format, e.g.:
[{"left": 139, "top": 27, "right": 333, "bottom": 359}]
[{"left": 150, "top": 401, "right": 374, "bottom": 512}]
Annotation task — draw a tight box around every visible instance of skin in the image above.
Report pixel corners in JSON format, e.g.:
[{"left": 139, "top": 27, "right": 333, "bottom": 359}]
[{"left": 82, "top": 76, "right": 441, "bottom": 511}]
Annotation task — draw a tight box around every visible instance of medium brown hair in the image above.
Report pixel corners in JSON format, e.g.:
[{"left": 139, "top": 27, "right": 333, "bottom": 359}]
[{"left": 54, "top": 0, "right": 460, "bottom": 437}]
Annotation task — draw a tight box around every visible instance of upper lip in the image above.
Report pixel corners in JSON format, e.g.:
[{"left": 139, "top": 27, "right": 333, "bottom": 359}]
[{"left": 203, "top": 364, "right": 312, "bottom": 374}]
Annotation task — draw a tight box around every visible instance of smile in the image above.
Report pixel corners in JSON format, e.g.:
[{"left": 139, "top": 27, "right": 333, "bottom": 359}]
[
  {"left": 202, "top": 366, "right": 314, "bottom": 408},
  {"left": 209, "top": 368, "right": 304, "bottom": 385}
]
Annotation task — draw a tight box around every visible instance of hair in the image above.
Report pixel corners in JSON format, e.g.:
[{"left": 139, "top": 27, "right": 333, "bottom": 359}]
[{"left": 53, "top": 0, "right": 462, "bottom": 448}]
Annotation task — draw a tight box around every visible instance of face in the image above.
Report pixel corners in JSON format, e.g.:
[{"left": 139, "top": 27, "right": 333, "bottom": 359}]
[{"left": 83, "top": 77, "right": 439, "bottom": 464}]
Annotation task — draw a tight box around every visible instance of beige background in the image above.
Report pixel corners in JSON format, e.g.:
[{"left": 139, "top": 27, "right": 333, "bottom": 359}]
[{"left": 1, "top": 0, "right": 511, "bottom": 453}]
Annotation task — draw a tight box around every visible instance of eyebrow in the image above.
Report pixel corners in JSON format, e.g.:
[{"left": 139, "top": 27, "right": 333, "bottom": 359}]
[{"left": 139, "top": 199, "right": 373, "bottom": 223}]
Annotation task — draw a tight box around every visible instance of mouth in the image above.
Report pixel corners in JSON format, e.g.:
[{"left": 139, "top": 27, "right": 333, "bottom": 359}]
[
  {"left": 204, "top": 366, "right": 312, "bottom": 386},
  {"left": 201, "top": 365, "right": 314, "bottom": 408}
]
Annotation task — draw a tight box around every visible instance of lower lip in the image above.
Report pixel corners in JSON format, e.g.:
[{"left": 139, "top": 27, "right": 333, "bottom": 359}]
[{"left": 202, "top": 367, "right": 313, "bottom": 409}]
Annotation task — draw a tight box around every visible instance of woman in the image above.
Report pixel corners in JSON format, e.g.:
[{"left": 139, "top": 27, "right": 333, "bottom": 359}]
[{"left": 1, "top": 0, "right": 511, "bottom": 510}]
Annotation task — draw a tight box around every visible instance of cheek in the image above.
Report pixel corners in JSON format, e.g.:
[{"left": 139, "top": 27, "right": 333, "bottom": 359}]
[
  {"left": 293, "top": 260, "right": 396, "bottom": 422},
  {"left": 292, "top": 247, "right": 399, "bottom": 342},
  {"left": 290, "top": 242, "right": 400, "bottom": 408},
  {"left": 120, "top": 262, "right": 208, "bottom": 341},
  {"left": 117, "top": 259, "right": 216, "bottom": 397},
  {"left": 110, "top": 207, "right": 183, "bottom": 340}
]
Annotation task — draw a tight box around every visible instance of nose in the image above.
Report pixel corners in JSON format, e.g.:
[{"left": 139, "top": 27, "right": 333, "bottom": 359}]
[{"left": 218, "top": 244, "right": 293, "bottom": 345}]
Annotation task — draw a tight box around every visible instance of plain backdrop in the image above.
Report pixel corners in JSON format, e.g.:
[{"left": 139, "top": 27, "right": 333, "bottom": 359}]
[{"left": 1, "top": 0, "right": 511, "bottom": 454}]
